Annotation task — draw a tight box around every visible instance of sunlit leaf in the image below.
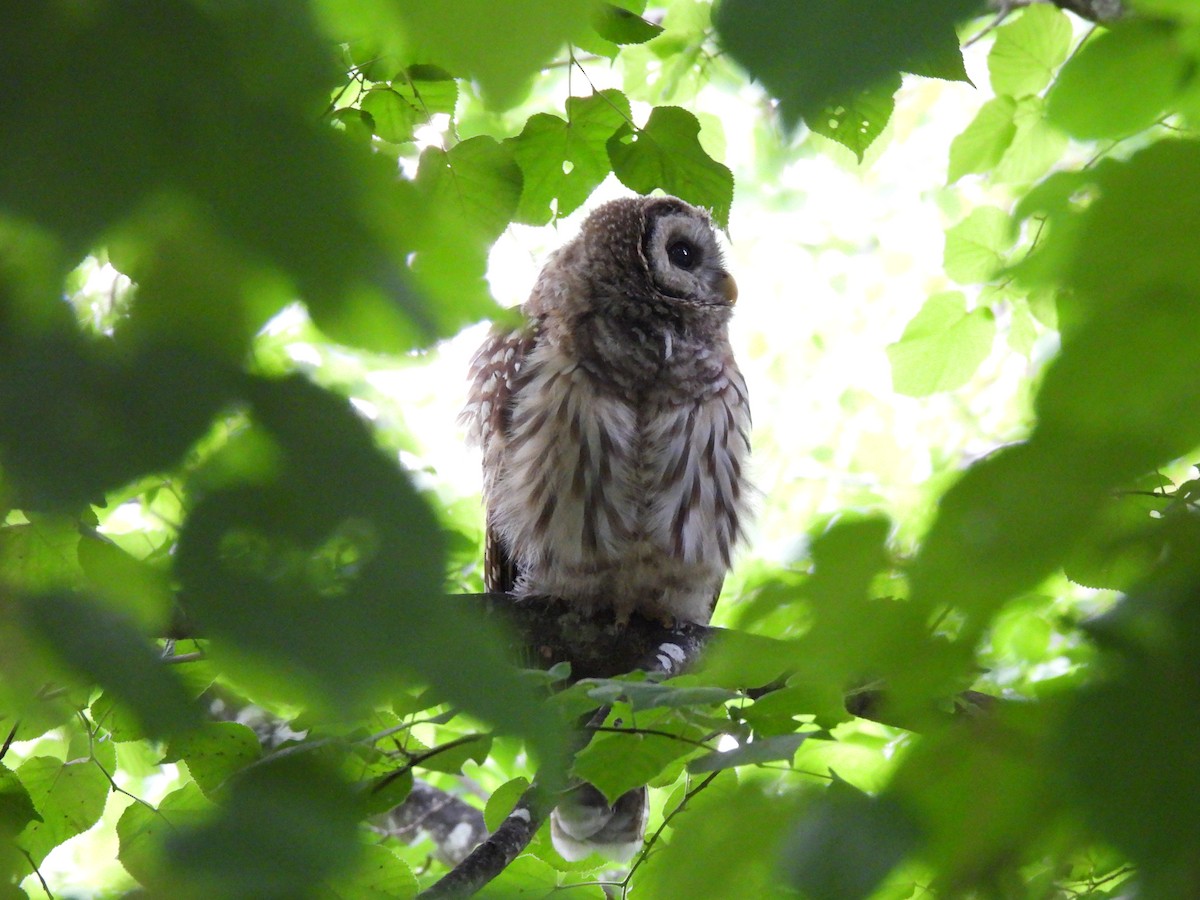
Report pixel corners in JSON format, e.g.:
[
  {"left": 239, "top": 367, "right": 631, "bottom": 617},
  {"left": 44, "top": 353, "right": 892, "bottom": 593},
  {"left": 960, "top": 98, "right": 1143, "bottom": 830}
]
[
  {"left": 948, "top": 96, "right": 1018, "bottom": 182},
  {"left": 988, "top": 5, "right": 1074, "bottom": 97},
  {"left": 887, "top": 292, "right": 996, "bottom": 396},
  {"left": 943, "top": 206, "right": 1014, "bottom": 284},
  {"left": 608, "top": 106, "right": 734, "bottom": 229},
  {"left": 361, "top": 88, "right": 419, "bottom": 143},
  {"left": 508, "top": 90, "right": 632, "bottom": 225}
]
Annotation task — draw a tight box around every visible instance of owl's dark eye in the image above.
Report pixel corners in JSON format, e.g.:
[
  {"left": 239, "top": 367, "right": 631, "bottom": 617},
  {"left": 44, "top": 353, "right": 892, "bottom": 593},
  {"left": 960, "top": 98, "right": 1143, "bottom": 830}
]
[{"left": 667, "top": 239, "right": 699, "bottom": 270}]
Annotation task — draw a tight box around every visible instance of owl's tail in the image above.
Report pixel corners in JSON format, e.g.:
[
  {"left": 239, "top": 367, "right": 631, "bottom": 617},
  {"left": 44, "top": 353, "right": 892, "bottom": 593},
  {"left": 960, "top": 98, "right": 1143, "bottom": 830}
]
[{"left": 549, "top": 783, "right": 649, "bottom": 863}]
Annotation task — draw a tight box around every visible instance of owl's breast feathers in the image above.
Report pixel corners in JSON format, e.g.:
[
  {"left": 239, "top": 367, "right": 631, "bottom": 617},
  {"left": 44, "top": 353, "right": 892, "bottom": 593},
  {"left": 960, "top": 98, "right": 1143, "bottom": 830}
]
[{"left": 464, "top": 312, "right": 750, "bottom": 625}]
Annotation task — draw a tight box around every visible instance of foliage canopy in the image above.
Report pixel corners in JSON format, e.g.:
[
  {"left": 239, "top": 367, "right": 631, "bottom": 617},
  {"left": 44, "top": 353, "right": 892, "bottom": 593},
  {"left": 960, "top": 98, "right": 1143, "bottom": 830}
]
[{"left": 3, "top": 0, "right": 1200, "bottom": 897}]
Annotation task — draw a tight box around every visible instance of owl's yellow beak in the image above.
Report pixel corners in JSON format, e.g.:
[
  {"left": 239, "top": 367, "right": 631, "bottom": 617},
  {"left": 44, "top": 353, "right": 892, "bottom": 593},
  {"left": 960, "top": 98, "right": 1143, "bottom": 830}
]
[{"left": 718, "top": 272, "right": 738, "bottom": 306}]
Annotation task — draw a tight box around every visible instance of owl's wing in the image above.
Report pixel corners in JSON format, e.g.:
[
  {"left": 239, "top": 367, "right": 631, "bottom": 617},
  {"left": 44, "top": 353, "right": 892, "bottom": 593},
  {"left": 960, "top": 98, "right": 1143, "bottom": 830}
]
[{"left": 462, "top": 320, "right": 540, "bottom": 594}]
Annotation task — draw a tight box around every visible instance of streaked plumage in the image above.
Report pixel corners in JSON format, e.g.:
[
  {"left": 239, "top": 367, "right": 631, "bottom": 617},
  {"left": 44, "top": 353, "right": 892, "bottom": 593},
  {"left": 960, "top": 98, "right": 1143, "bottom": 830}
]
[{"left": 462, "top": 194, "right": 751, "bottom": 860}]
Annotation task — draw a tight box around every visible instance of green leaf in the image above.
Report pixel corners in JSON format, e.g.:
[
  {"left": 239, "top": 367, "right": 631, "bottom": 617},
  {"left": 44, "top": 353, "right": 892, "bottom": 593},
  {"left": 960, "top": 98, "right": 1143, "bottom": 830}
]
[
  {"left": 943, "top": 206, "right": 1014, "bottom": 283},
  {"left": 77, "top": 532, "right": 174, "bottom": 630},
  {"left": 781, "top": 777, "right": 920, "bottom": 900},
  {"left": 0, "top": 517, "right": 82, "bottom": 592},
  {"left": 392, "top": 66, "right": 459, "bottom": 118},
  {"left": 163, "top": 722, "right": 263, "bottom": 797},
  {"left": 572, "top": 725, "right": 702, "bottom": 803},
  {"left": 714, "top": 0, "right": 980, "bottom": 130},
  {"left": 417, "top": 735, "right": 494, "bottom": 775},
  {"left": 902, "top": 23, "right": 971, "bottom": 83},
  {"left": 177, "top": 376, "right": 562, "bottom": 766},
  {"left": 698, "top": 630, "right": 801, "bottom": 690},
  {"left": 167, "top": 754, "right": 363, "bottom": 895},
  {"left": 389, "top": 0, "right": 596, "bottom": 108},
  {"left": 887, "top": 292, "right": 996, "bottom": 396},
  {"left": 478, "top": 853, "right": 560, "bottom": 898},
  {"left": 320, "top": 843, "right": 419, "bottom": 899},
  {"left": 1059, "top": 142, "right": 1200, "bottom": 303},
  {"left": 19, "top": 592, "right": 200, "bottom": 739},
  {"left": 1047, "top": 21, "right": 1190, "bottom": 140},
  {"left": 361, "top": 88, "right": 419, "bottom": 143},
  {"left": 688, "top": 733, "right": 809, "bottom": 773},
  {"left": 593, "top": 4, "right": 663, "bottom": 44},
  {"left": 948, "top": 95, "right": 1018, "bottom": 182},
  {"left": 416, "top": 136, "right": 523, "bottom": 242},
  {"left": 635, "top": 777, "right": 798, "bottom": 899},
  {"left": 484, "top": 777, "right": 530, "bottom": 832},
  {"left": 15, "top": 756, "right": 109, "bottom": 869},
  {"left": 988, "top": 4, "right": 1074, "bottom": 97},
  {"left": 508, "top": 90, "right": 632, "bottom": 225},
  {"left": 608, "top": 106, "right": 734, "bottom": 229},
  {"left": 0, "top": 764, "right": 40, "bottom": 837},
  {"left": 0, "top": 339, "right": 239, "bottom": 511},
  {"left": 992, "top": 95, "right": 1068, "bottom": 186},
  {"left": 118, "top": 783, "right": 215, "bottom": 888},
  {"left": 806, "top": 75, "right": 901, "bottom": 163},
  {"left": 1057, "top": 564, "right": 1200, "bottom": 896}
]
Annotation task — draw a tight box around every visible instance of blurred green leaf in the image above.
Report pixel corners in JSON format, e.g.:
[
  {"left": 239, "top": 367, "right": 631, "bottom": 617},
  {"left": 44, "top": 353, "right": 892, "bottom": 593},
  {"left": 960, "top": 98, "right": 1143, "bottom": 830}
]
[
  {"left": 715, "top": 0, "right": 979, "bottom": 130},
  {"left": 387, "top": 0, "right": 597, "bottom": 108},
  {"left": 1057, "top": 556, "right": 1200, "bottom": 896},
  {"left": 0, "top": 339, "right": 239, "bottom": 511},
  {"left": 417, "top": 735, "right": 494, "bottom": 776},
  {"left": 887, "top": 292, "right": 996, "bottom": 396},
  {"left": 1047, "top": 21, "right": 1190, "bottom": 140},
  {"left": 608, "top": 106, "right": 734, "bottom": 229},
  {"left": 118, "top": 783, "right": 215, "bottom": 889},
  {"left": 988, "top": 5, "right": 1074, "bottom": 97},
  {"left": 20, "top": 592, "right": 200, "bottom": 739},
  {"left": 781, "top": 777, "right": 919, "bottom": 900},
  {"left": 168, "top": 753, "right": 363, "bottom": 895},
  {"left": 944, "top": 206, "right": 1014, "bottom": 284},
  {"left": 635, "top": 775, "right": 798, "bottom": 900},
  {"left": 177, "top": 376, "right": 562, "bottom": 762},
  {"left": 949, "top": 96, "right": 1018, "bottom": 182}
]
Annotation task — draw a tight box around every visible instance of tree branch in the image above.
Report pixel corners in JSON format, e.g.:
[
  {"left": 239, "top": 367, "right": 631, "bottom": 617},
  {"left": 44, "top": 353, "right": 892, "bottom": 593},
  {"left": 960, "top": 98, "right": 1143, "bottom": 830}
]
[{"left": 988, "top": 0, "right": 1125, "bottom": 23}]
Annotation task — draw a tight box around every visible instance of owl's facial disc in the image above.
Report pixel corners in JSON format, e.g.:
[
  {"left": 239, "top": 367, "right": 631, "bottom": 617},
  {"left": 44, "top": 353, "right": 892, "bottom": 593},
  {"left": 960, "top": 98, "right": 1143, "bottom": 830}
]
[{"left": 643, "top": 211, "right": 734, "bottom": 307}]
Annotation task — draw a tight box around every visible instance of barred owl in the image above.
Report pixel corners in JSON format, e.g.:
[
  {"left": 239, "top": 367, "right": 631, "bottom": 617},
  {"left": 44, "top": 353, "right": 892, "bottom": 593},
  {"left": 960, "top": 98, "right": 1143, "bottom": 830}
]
[{"left": 462, "top": 195, "right": 751, "bottom": 861}]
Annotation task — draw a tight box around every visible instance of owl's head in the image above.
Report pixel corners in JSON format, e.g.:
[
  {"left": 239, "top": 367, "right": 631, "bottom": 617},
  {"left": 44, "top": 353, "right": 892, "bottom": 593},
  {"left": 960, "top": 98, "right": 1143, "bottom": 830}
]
[{"left": 566, "top": 195, "right": 737, "bottom": 317}]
